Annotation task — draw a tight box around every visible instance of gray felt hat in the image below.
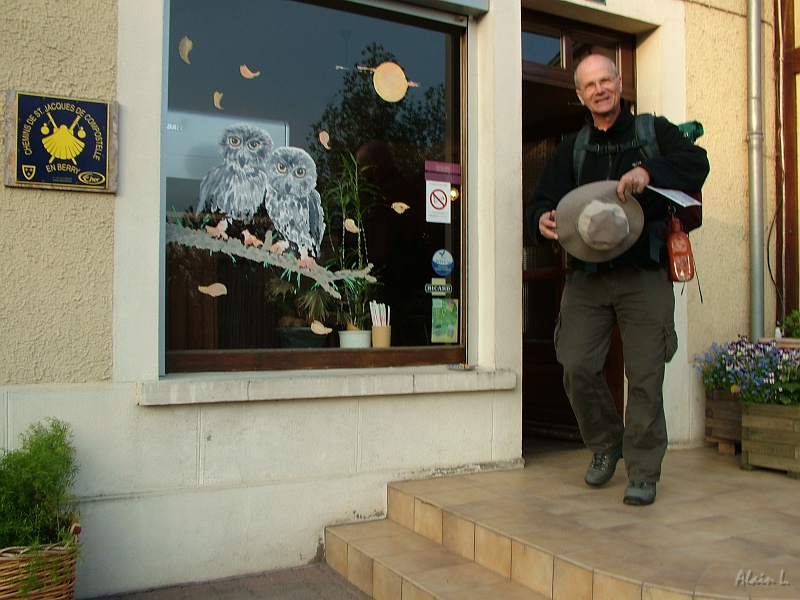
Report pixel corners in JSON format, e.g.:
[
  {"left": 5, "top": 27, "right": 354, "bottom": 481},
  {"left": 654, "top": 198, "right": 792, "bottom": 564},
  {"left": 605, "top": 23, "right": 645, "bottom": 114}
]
[{"left": 555, "top": 180, "right": 644, "bottom": 263}]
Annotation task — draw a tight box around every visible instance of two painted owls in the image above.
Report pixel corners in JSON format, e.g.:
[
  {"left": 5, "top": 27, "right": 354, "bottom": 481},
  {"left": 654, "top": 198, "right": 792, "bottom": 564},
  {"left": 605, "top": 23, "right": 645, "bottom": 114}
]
[
  {"left": 197, "top": 123, "right": 273, "bottom": 222},
  {"left": 263, "top": 146, "right": 325, "bottom": 258}
]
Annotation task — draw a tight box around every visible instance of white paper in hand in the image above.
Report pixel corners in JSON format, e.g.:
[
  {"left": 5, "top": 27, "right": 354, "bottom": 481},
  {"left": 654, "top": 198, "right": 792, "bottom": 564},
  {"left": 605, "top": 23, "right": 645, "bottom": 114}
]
[{"left": 647, "top": 186, "right": 701, "bottom": 207}]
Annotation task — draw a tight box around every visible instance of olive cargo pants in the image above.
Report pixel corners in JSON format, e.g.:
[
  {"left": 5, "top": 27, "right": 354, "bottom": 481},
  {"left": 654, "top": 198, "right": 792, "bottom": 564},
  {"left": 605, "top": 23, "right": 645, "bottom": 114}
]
[{"left": 554, "top": 265, "right": 677, "bottom": 483}]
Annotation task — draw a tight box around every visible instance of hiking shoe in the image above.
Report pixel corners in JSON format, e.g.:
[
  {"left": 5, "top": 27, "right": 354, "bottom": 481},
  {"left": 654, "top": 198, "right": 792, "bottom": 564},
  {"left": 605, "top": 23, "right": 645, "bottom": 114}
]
[
  {"left": 623, "top": 481, "right": 656, "bottom": 505},
  {"left": 584, "top": 444, "right": 623, "bottom": 487}
]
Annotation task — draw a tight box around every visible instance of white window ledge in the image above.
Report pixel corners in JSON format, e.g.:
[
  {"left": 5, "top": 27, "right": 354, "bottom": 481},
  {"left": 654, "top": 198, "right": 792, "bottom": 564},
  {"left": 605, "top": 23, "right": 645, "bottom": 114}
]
[{"left": 138, "top": 366, "right": 517, "bottom": 406}]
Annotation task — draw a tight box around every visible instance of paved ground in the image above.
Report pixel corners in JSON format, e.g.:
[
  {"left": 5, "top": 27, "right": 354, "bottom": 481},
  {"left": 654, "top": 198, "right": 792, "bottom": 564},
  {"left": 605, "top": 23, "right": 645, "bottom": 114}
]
[{"left": 92, "top": 564, "right": 370, "bottom": 600}]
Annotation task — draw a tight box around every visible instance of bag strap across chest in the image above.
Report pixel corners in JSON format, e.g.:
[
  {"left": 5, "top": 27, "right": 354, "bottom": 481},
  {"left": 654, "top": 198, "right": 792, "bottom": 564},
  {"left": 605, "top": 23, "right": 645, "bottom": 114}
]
[{"left": 572, "top": 114, "right": 658, "bottom": 186}]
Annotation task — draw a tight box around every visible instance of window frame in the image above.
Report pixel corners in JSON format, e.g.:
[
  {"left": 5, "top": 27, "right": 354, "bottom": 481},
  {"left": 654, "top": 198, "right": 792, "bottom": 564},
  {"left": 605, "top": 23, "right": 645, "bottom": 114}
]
[
  {"left": 161, "top": 0, "right": 469, "bottom": 374},
  {"left": 521, "top": 10, "right": 636, "bottom": 103}
]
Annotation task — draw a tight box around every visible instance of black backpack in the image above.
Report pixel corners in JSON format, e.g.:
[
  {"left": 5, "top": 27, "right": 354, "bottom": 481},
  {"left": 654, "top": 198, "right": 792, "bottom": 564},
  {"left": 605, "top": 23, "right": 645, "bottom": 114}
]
[{"left": 572, "top": 114, "right": 704, "bottom": 232}]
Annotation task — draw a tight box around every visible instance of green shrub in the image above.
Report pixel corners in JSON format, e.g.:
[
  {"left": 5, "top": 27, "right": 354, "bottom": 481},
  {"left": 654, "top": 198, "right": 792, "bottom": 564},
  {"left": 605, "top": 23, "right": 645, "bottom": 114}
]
[
  {"left": 0, "top": 418, "right": 79, "bottom": 548},
  {"left": 782, "top": 310, "right": 800, "bottom": 338}
]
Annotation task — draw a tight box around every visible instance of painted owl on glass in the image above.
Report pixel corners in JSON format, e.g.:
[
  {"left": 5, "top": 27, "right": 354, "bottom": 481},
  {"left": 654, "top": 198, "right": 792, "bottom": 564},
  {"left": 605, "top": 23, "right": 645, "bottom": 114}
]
[
  {"left": 263, "top": 146, "right": 325, "bottom": 258},
  {"left": 196, "top": 123, "right": 273, "bottom": 222}
]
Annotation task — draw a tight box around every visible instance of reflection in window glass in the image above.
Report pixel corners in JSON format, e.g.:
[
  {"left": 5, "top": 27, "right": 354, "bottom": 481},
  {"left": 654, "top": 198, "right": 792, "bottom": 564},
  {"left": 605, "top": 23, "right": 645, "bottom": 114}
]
[
  {"left": 163, "top": 0, "right": 462, "bottom": 366},
  {"left": 522, "top": 30, "right": 561, "bottom": 67},
  {"left": 572, "top": 33, "right": 616, "bottom": 67}
]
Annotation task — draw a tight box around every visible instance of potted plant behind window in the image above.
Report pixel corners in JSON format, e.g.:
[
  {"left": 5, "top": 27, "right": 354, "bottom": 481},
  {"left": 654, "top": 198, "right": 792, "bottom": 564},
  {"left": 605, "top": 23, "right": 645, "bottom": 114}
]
[
  {"left": 265, "top": 273, "right": 334, "bottom": 348},
  {"left": 321, "top": 153, "right": 381, "bottom": 348},
  {"left": 0, "top": 418, "right": 81, "bottom": 599},
  {"left": 778, "top": 309, "right": 800, "bottom": 349}
]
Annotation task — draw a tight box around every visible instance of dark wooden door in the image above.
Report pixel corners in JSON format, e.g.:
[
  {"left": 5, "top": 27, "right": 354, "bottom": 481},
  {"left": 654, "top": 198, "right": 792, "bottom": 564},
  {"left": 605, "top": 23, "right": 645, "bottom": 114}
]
[
  {"left": 521, "top": 137, "right": 625, "bottom": 438},
  {"left": 520, "top": 11, "right": 634, "bottom": 439}
]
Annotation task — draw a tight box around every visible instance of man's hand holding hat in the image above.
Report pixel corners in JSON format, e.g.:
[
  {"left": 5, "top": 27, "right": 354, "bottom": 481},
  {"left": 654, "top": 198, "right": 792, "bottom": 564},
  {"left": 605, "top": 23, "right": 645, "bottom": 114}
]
[{"left": 538, "top": 209, "right": 559, "bottom": 240}]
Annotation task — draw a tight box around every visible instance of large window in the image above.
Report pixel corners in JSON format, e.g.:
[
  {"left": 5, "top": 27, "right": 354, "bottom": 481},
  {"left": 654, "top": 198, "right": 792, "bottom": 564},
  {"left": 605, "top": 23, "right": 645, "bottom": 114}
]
[{"left": 163, "top": 0, "right": 465, "bottom": 372}]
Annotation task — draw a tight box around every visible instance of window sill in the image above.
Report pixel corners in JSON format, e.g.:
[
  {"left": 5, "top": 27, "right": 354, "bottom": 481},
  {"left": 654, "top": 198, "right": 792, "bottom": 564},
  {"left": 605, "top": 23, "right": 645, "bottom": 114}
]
[
  {"left": 165, "top": 346, "right": 466, "bottom": 373},
  {"left": 138, "top": 365, "right": 517, "bottom": 406}
]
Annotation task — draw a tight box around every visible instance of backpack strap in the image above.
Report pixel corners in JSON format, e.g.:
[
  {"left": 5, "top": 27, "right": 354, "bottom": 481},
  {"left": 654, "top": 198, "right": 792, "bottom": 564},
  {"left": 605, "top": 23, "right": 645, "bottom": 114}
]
[
  {"left": 572, "top": 114, "right": 657, "bottom": 185},
  {"left": 572, "top": 124, "right": 591, "bottom": 187},
  {"left": 634, "top": 113, "right": 659, "bottom": 161}
]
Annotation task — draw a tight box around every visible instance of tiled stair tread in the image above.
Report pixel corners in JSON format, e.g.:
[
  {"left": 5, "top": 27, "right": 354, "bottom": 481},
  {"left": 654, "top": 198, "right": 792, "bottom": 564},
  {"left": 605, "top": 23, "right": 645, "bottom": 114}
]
[
  {"left": 388, "top": 478, "right": 764, "bottom": 600},
  {"left": 327, "top": 447, "right": 800, "bottom": 600},
  {"left": 326, "top": 519, "right": 550, "bottom": 600}
]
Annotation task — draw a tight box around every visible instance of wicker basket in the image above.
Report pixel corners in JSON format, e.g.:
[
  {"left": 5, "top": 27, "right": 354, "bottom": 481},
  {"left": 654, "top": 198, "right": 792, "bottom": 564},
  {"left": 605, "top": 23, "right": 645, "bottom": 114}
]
[{"left": 0, "top": 542, "right": 78, "bottom": 599}]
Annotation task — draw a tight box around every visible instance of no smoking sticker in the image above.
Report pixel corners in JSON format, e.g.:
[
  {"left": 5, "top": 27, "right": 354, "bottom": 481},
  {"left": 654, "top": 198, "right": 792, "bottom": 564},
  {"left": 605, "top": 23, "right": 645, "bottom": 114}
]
[{"left": 425, "top": 180, "right": 451, "bottom": 224}]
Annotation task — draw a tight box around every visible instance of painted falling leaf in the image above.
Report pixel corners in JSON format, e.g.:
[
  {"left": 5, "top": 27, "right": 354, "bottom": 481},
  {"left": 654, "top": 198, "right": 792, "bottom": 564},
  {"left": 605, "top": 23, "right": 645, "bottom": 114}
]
[
  {"left": 391, "top": 202, "right": 410, "bottom": 214},
  {"left": 178, "top": 36, "right": 193, "bottom": 64},
  {"left": 310, "top": 320, "right": 332, "bottom": 335},
  {"left": 213, "top": 91, "right": 224, "bottom": 110},
  {"left": 240, "top": 64, "right": 260, "bottom": 79},
  {"left": 344, "top": 218, "right": 360, "bottom": 233},
  {"left": 198, "top": 282, "right": 227, "bottom": 297},
  {"left": 319, "top": 130, "right": 331, "bottom": 150}
]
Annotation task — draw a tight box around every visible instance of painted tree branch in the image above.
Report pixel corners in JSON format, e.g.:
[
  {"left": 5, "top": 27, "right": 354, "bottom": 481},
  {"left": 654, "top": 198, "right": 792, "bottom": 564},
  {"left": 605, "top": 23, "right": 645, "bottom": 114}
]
[{"left": 166, "top": 222, "right": 376, "bottom": 300}]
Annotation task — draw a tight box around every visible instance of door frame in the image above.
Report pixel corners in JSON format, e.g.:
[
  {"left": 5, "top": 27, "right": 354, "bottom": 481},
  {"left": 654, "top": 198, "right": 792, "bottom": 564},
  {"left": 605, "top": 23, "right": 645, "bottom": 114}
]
[{"left": 781, "top": 0, "right": 799, "bottom": 316}]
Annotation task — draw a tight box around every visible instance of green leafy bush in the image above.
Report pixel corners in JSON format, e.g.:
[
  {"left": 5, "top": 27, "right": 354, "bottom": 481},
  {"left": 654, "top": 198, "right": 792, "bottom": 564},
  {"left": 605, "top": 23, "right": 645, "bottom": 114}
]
[
  {"left": 782, "top": 310, "right": 800, "bottom": 338},
  {"left": 0, "top": 418, "right": 79, "bottom": 548}
]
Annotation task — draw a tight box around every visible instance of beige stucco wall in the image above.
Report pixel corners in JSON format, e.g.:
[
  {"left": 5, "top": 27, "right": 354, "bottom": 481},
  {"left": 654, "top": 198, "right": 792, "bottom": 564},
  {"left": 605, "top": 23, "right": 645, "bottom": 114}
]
[
  {"left": 685, "top": 0, "right": 778, "bottom": 356},
  {"left": 0, "top": 0, "right": 116, "bottom": 384}
]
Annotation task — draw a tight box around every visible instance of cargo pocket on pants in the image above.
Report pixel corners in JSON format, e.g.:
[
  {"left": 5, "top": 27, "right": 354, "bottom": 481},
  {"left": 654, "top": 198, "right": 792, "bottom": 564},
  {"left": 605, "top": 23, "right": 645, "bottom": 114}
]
[{"left": 663, "top": 324, "right": 678, "bottom": 363}]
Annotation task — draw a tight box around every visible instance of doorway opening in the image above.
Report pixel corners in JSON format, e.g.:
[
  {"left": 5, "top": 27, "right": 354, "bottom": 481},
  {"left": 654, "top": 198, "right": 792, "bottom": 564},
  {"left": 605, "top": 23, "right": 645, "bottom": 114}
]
[{"left": 520, "top": 11, "right": 636, "bottom": 453}]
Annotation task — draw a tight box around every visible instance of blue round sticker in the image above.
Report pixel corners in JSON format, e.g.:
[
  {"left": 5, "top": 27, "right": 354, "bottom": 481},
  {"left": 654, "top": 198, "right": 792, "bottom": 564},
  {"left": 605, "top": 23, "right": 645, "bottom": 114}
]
[{"left": 431, "top": 249, "right": 454, "bottom": 276}]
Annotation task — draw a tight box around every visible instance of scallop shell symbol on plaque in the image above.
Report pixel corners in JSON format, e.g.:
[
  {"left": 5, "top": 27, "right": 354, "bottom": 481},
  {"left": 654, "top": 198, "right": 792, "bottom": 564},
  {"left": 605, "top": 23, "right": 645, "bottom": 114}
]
[
  {"left": 358, "top": 61, "right": 419, "bottom": 103},
  {"left": 41, "top": 112, "right": 85, "bottom": 164}
]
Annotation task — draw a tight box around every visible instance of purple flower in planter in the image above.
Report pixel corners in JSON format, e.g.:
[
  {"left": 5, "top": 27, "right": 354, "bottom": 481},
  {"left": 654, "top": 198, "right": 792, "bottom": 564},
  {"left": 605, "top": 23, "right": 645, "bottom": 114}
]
[{"left": 694, "top": 337, "right": 800, "bottom": 406}]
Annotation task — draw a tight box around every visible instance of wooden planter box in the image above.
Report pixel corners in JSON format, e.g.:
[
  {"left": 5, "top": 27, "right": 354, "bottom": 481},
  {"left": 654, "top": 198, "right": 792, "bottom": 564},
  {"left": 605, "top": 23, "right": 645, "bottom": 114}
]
[
  {"left": 741, "top": 403, "right": 800, "bottom": 478},
  {"left": 705, "top": 389, "right": 742, "bottom": 454}
]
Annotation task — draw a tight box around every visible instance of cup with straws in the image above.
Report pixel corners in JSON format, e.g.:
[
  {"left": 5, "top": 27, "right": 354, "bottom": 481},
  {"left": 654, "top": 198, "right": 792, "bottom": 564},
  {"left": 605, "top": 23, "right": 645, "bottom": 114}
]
[{"left": 370, "top": 301, "right": 391, "bottom": 347}]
